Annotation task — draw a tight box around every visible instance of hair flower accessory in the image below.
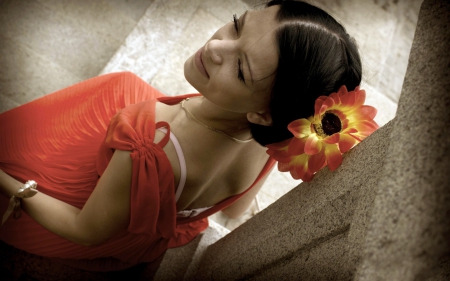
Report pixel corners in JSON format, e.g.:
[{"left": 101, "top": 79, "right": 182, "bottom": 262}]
[{"left": 266, "top": 85, "right": 379, "bottom": 182}]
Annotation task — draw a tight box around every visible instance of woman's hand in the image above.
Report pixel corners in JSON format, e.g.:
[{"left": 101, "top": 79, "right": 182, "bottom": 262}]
[{"left": 1, "top": 150, "right": 132, "bottom": 246}]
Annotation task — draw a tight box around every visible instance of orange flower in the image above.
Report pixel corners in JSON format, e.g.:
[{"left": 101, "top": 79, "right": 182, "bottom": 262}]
[
  {"left": 267, "top": 86, "right": 379, "bottom": 182},
  {"left": 266, "top": 138, "right": 315, "bottom": 182}
]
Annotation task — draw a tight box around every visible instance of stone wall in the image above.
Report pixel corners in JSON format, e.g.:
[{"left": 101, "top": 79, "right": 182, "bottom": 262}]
[
  {"left": 195, "top": 121, "right": 394, "bottom": 280},
  {"left": 356, "top": 0, "right": 450, "bottom": 279}
]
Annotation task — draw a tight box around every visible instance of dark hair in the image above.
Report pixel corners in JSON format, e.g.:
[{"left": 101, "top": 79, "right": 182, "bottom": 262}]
[{"left": 251, "top": 0, "right": 362, "bottom": 146}]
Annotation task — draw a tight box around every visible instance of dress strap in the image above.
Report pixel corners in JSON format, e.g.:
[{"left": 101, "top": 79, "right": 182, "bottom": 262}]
[
  {"left": 156, "top": 127, "right": 187, "bottom": 202},
  {"left": 155, "top": 122, "right": 171, "bottom": 147}
]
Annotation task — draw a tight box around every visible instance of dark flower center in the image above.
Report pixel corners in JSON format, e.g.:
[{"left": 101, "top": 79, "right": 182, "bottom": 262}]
[{"left": 321, "top": 112, "right": 342, "bottom": 136}]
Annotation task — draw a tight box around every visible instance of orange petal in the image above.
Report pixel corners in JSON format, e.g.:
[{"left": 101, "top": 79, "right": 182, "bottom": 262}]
[
  {"left": 288, "top": 136, "right": 307, "bottom": 155},
  {"left": 266, "top": 138, "right": 292, "bottom": 162},
  {"left": 266, "top": 146, "right": 286, "bottom": 158},
  {"left": 338, "top": 133, "right": 358, "bottom": 153},
  {"left": 289, "top": 154, "right": 309, "bottom": 180},
  {"left": 350, "top": 105, "right": 377, "bottom": 121},
  {"left": 342, "top": 127, "right": 358, "bottom": 134},
  {"left": 266, "top": 138, "right": 291, "bottom": 150},
  {"left": 352, "top": 120, "right": 379, "bottom": 137},
  {"left": 337, "top": 86, "right": 349, "bottom": 105},
  {"left": 270, "top": 152, "right": 291, "bottom": 163},
  {"left": 360, "top": 105, "right": 377, "bottom": 119},
  {"left": 337, "top": 85, "right": 349, "bottom": 96},
  {"left": 332, "top": 110, "right": 346, "bottom": 120},
  {"left": 341, "top": 88, "right": 356, "bottom": 107},
  {"left": 288, "top": 119, "right": 311, "bottom": 138},
  {"left": 331, "top": 92, "right": 342, "bottom": 105},
  {"left": 324, "top": 144, "right": 342, "bottom": 171},
  {"left": 308, "top": 150, "right": 326, "bottom": 173},
  {"left": 354, "top": 89, "right": 366, "bottom": 107},
  {"left": 348, "top": 90, "right": 358, "bottom": 107},
  {"left": 305, "top": 134, "right": 323, "bottom": 155},
  {"left": 278, "top": 162, "right": 291, "bottom": 172},
  {"left": 320, "top": 97, "right": 336, "bottom": 115},
  {"left": 323, "top": 133, "right": 340, "bottom": 144},
  {"left": 314, "top": 96, "right": 328, "bottom": 114},
  {"left": 341, "top": 118, "right": 349, "bottom": 130},
  {"left": 301, "top": 170, "right": 315, "bottom": 182},
  {"left": 349, "top": 133, "right": 363, "bottom": 142}
]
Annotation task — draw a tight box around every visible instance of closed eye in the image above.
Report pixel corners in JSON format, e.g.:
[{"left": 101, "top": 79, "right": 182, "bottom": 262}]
[
  {"left": 237, "top": 59, "right": 245, "bottom": 82},
  {"left": 232, "top": 14, "right": 239, "bottom": 34},
  {"left": 232, "top": 14, "right": 245, "bottom": 84}
]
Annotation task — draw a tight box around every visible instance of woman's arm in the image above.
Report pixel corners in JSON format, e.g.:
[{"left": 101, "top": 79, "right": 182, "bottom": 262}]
[
  {"left": 0, "top": 150, "right": 132, "bottom": 246},
  {"left": 220, "top": 169, "right": 272, "bottom": 219}
]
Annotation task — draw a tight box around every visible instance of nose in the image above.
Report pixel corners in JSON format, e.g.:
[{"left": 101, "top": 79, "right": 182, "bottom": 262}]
[{"left": 205, "top": 39, "right": 225, "bottom": 65}]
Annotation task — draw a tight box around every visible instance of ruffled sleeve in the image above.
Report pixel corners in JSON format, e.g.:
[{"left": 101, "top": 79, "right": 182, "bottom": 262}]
[{"left": 96, "top": 99, "right": 177, "bottom": 239}]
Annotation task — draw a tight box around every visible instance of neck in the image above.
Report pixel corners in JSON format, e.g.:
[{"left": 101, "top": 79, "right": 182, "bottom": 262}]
[{"left": 183, "top": 97, "right": 252, "bottom": 139}]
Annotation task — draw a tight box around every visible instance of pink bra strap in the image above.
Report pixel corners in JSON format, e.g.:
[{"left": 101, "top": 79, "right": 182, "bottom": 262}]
[{"left": 156, "top": 127, "right": 186, "bottom": 202}]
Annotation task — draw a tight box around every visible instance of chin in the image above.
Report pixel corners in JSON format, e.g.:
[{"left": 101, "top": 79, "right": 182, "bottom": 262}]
[
  {"left": 183, "top": 59, "right": 190, "bottom": 81},
  {"left": 184, "top": 56, "right": 203, "bottom": 93},
  {"left": 183, "top": 58, "right": 194, "bottom": 85}
]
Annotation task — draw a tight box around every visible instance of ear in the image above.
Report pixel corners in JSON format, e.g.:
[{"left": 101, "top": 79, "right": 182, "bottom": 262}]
[{"left": 247, "top": 111, "right": 272, "bottom": 126}]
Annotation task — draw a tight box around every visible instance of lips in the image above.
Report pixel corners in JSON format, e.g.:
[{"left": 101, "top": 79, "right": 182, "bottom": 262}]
[{"left": 195, "top": 46, "right": 209, "bottom": 78}]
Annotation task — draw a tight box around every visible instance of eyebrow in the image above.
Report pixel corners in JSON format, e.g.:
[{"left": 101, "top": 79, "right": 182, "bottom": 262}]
[{"left": 240, "top": 11, "right": 254, "bottom": 85}]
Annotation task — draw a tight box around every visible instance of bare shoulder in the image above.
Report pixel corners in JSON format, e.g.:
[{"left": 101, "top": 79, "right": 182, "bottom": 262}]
[
  {"left": 227, "top": 142, "right": 270, "bottom": 189},
  {"left": 155, "top": 102, "right": 178, "bottom": 123}
]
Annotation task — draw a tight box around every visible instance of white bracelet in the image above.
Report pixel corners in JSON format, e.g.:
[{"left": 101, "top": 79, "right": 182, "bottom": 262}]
[
  {"left": 1, "top": 180, "right": 38, "bottom": 226},
  {"left": 16, "top": 180, "right": 38, "bottom": 198}
]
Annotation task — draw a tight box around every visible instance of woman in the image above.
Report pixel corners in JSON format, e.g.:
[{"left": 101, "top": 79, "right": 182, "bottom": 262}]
[{"left": 0, "top": 0, "right": 361, "bottom": 271}]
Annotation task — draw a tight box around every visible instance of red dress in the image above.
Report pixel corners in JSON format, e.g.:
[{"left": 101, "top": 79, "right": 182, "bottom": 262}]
[{"left": 0, "top": 72, "right": 275, "bottom": 271}]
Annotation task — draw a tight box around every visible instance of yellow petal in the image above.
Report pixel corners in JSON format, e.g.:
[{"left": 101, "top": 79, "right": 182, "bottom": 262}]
[
  {"left": 288, "top": 119, "right": 312, "bottom": 138},
  {"left": 324, "top": 144, "right": 342, "bottom": 171}
]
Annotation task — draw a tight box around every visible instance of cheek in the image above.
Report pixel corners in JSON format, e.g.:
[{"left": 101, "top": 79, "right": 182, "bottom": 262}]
[
  {"left": 209, "top": 67, "right": 238, "bottom": 93},
  {"left": 249, "top": 81, "right": 274, "bottom": 110}
]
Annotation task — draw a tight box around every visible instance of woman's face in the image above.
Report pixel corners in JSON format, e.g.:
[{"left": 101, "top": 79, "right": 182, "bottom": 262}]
[{"left": 184, "top": 5, "right": 280, "bottom": 115}]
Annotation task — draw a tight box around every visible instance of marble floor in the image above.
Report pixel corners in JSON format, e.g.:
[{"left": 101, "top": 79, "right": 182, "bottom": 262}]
[{"left": 0, "top": 0, "right": 422, "bottom": 230}]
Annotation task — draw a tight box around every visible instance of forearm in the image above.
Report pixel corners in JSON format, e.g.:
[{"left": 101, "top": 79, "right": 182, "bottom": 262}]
[
  {"left": 23, "top": 193, "right": 89, "bottom": 244},
  {"left": 0, "top": 150, "right": 132, "bottom": 247},
  {"left": 0, "top": 170, "right": 89, "bottom": 245},
  {"left": 0, "top": 169, "right": 23, "bottom": 198}
]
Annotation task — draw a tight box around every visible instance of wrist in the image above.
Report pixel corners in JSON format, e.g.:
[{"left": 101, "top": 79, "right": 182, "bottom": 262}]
[
  {"left": 16, "top": 180, "right": 38, "bottom": 198},
  {"left": 1, "top": 179, "right": 39, "bottom": 225},
  {"left": 7, "top": 181, "right": 24, "bottom": 198}
]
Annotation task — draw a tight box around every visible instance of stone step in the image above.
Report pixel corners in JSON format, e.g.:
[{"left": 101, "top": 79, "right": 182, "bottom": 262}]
[
  {"left": 154, "top": 220, "right": 230, "bottom": 280},
  {"left": 0, "top": 0, "right": 155, "bottom": 114}
]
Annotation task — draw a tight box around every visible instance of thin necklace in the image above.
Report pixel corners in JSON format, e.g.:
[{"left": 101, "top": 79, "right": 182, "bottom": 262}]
[{"left": 181, "top": 98, "right": 253, "bottom": 144}]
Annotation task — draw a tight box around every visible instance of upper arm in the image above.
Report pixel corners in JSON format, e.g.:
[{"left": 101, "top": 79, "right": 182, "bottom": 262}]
[
  {"left": 220, "top": 168, "right": 273, "bottom": 219},
  {"left": 74, "top": 149, "right": 132, "bottom": 245}
]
